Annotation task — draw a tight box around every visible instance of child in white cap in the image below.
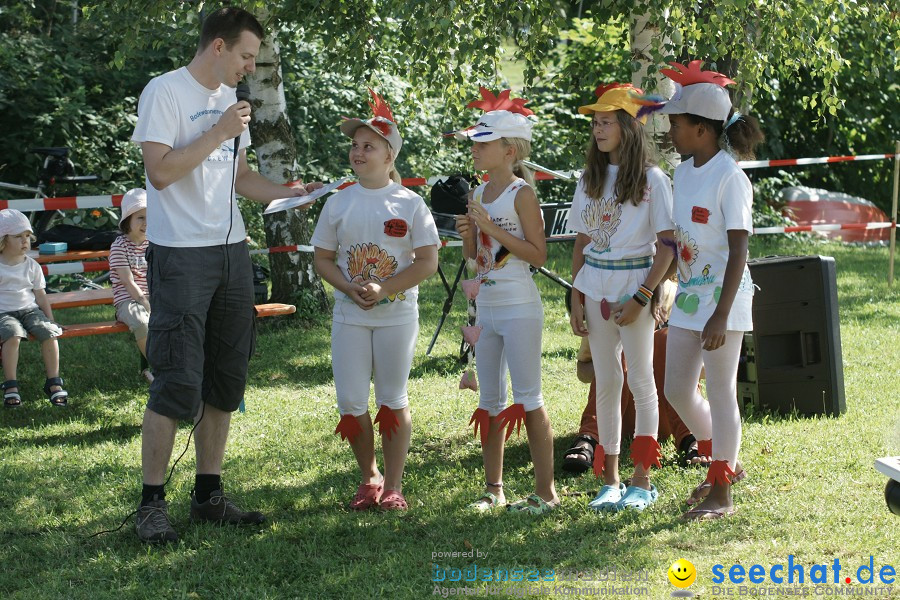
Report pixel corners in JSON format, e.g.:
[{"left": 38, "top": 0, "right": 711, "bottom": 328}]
[
  {"left": 637, "top": 60, "right": 764, "bottom": 520},
  {"left": 452, "top": 87, "right": 559, "bottom": 514},
  {"left": 0, "top": 208, "right": 67, "bottom": 407},
  {"left": 109, "top": 188, "right": 152, "bottom": 383},
  {"left": 312, "top": 89, "right": 440, "bottom": 511}
]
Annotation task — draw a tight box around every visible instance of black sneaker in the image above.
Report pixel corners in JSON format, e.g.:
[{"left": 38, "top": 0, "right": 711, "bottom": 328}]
[
  {"left": 190, "top": 489, "right": 265, "bottom": 525},
  {"left": 135, "top": 499, "right": 178, "bottom": 544}
]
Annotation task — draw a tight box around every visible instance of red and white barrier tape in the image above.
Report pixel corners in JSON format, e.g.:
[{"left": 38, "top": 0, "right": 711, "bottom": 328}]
[
  {"left": 737, "top": 153, "right": 896, "bottom": 170},
  {"left": 753, "top": 221, "right": 894, "bottom": 234},
  {"left": 42, "top": 261, "right": 109, "bottom": 276},
  {"left": 3, "top": 151, "right": 895, "bottom": 210},
  {"left": 248, "top": 244, "right": 314, "bottom": 255},
  {"left": 0, "top": 195, "right": 124, "bottom": 211}
]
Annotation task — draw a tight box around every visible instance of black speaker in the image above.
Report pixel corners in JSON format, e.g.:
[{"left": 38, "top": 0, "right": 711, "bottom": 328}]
[{"left": 737, "top": 255, "right": 845, "bottom": 416}]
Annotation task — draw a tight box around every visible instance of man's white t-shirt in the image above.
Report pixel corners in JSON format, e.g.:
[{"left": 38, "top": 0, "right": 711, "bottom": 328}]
[
  {"left": 131, "top": 67, "right": 251, "bottom": 247},
  {"left": 311, "top": 182, "right": 440, "bottom": 327},
  {"left": 568, "top": 165, "right": 674, "bottom": 301},
  {"left": 0, "top": 257, "right": 44, "bottom": 313},
  {"left": 669, "top": 150, "right": 754, "bottom": 332}
]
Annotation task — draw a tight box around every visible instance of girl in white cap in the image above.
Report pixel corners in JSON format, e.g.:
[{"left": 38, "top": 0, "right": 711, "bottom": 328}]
[
  {"left": 109, "top": 188, "right": 153, "bottom": 383},
  {"left": 453, "top": 87, "right": 559, "bottom": 514},
  {"left": 567, "top": 83, "right": 676, "bottom": 513},
  {"left": 312, "top": 90, "right": 440, "bottom": 511},
  {"left": 638, "top": 60, "right": 764, "bottom": 520},
  {"left": 0, "top": 209, "right": 67, "bottom": 407}
]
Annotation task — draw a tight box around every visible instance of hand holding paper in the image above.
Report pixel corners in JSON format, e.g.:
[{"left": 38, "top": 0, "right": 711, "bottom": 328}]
[{"left": 264, "top": 177, "right": 350, "bottom": 214}]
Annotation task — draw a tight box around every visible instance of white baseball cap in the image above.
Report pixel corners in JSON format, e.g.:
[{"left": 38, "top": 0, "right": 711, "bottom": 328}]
[
  {"left": 0, "top": 209, "right": 33, "bottom": 237},
  {"left": 119, "top": 188, "right": 147, "bottom": 226},
  {"left": 453, "top": 110, "right": 534, "bottom": 142},
  {"left": 659, "top": 82, "right": 733, "bottom": 122}
]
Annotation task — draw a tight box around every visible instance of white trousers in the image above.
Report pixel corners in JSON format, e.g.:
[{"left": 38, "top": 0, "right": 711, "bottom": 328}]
[
  {"left": 664, "top": 325, "right": 743, "bottom": 468},
  {"left": 331, "top": 320, "right": 418, "bottom": 416},
  {"left": 475, "top": 303, "right": 544, "bottom": 415},
  {"left": 584, "top": 297, "right": 659, "bottom": 455}
]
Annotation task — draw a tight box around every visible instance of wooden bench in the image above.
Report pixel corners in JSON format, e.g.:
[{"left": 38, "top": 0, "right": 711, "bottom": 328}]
[
  {"left": 33, "top": 249, "right": 110, "bottom": 264},
  {"left": 54, "top": 303, "right": 296, "bottom": 338}
]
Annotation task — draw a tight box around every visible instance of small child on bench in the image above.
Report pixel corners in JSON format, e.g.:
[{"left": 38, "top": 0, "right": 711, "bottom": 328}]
[
  {"left": 0, "top": 209, "right": 68, "bottom": 407},
  {"left": 109, "top": 188, "right": 152, "bottom": 383}
]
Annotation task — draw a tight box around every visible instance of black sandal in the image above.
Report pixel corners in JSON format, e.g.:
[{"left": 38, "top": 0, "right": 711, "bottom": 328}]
[
  {"left": 44, "top": 377, "right": 68, "bottom": 407},
  {"left": 2, "top": 380, "right": 21, "bottom": 408},
  {"left": 562, "top": 434, "right": 597, "bottom": 474},
  {"left": 679, "top": 435, "right": 707, "bottom": 467}
]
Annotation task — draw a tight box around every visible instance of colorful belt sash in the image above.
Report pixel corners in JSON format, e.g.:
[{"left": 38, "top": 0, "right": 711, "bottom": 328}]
[{"left": 584, "top": 255, "right": 653, "bottom": 270}]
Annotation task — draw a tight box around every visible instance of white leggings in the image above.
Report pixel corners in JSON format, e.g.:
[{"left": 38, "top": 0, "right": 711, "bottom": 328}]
[
  {"left": 584, "top": 297, "right": 659, "bottom": 455},
  {"left": 475, "top": 304, "right": 544, "bottom": 415},
  {"left": 331, "top": 320, "right": 418, "bottom": 416},
  {"left": 664, "top": 325, "right": 743, "bottom": 468}
]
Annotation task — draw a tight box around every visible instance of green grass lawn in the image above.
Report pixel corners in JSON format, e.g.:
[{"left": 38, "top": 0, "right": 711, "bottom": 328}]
[{"left": 1, "top": 237, "right": 898, "bottom": 599}]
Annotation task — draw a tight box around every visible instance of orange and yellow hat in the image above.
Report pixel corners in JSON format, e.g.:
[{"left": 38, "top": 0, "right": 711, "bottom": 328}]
[{"left": 578, "top": 83, "right": 647, "bottom": 123}]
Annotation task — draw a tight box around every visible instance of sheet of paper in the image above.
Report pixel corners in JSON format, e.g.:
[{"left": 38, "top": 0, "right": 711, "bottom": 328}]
[{"left": 263, "top": 177, "right": 350, "bottom": 215}]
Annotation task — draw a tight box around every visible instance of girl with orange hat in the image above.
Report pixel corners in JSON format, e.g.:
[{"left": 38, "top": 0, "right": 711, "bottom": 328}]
[
  {"left": 568, "top": 83, "right": 676, "bottom": 512},
  {"left": 453, "top": 88, "right": 559, "bottom": 514},
  {"left": 312, "top": 90, "right": 440, "bottom": 511}
]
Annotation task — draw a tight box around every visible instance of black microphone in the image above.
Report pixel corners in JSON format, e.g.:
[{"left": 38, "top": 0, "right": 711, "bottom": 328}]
[{"left": 234, "top": 82, "right": 250, "bottom": 158}]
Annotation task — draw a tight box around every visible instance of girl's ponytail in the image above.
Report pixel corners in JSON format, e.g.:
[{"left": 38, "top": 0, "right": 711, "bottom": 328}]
[
  {"left": 723, "top": 111, "right": 765, "bottom": 160},
  {"left": 512, "top": 160, "right": 536, "bottom": 188},
  {"left": 388, "top": 148, "right": 402, "bottom": 184},
  {"left": 502, "top": 137, "right": 535, "bottom": 188}
]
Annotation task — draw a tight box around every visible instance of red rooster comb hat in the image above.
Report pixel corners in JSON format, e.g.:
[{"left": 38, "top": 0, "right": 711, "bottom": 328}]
[{"left": 340, "top": 88, "right": 403, "bottom": 153}]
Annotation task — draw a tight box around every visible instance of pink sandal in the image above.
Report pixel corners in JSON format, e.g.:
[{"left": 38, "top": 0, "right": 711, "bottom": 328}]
[
  {"left": 379, "top": 490, "right": 408, "bottom": 511},
  {"left": 349, "top": 481, "right": 383, "bottom": 510}
]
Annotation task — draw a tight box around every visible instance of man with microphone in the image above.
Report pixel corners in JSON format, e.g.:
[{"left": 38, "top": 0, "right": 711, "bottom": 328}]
[{"left": 131, "top": 7, "right": 317, "bottom": 543}]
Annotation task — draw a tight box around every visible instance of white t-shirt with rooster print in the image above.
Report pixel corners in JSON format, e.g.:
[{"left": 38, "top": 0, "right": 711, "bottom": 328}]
[
  {"left": 669, "top": 150, "right": 754, "bottom": 332},
  {"left": 569, "top": 165, "right": 674, "bottom": 302},
  {"left": 311, "top": 181, "right": 440, "bottom": 326},
  {"left": 470, "top": 179, "right": 542, "bottom": 308}
]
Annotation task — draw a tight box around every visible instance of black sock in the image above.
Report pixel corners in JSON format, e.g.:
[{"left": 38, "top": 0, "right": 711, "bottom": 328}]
[
  {"left": 194, "top": 474, "right": 222, "bottom": 504},
  {"left": 141, "top": 484, "right": 165, "bottom": 507}
]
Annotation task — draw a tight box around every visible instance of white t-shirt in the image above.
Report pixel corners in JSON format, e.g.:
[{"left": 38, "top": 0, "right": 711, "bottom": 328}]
[
  {"left": 131, "top": 67, "right": 251, "bottom": 247},
  {"left": 471, "top": 179, "right": 542, "bottom": 308},
  {"left": 311, "top": 182, "right": 440, "bottom": 326},
  {"left": 0, "top": 257, "right": 44, "bottom": 313},
  {"left": 569, "top": 165, "right": 674, "bottom": 301},
  {"left": 669, "top": 150, "right": 754, "bottom": 332}
]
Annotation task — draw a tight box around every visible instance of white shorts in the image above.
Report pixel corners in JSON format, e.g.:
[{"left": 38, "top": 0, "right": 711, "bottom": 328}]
[{"left": 331, "top": 320, "right": 419, "bottom": 416}]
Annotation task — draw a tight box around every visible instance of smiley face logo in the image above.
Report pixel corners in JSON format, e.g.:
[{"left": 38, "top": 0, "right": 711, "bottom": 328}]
[{"left": 668, "top": 559, "right": 696, "bottom": 588}]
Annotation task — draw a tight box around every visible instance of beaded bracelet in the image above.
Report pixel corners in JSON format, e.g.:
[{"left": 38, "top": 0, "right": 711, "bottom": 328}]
[{"left": 632, "top": 284, "right": 653, "bottom": 307}]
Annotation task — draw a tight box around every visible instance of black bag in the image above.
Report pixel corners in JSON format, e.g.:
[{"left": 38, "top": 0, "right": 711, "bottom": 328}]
[
  {"left": 430, "top": 175, "right": 471, "bottom": 215},
  {"left": 36, "top": 224, "right": 118, "bottom": 250}
]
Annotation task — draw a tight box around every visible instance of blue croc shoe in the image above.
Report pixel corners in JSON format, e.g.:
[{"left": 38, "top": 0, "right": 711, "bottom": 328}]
[
  {"left": 588, "top": 483, "right": 626, "bottom": 512},
  {"left": 615, "top": 484, "right": 658, "bottom": 512}
]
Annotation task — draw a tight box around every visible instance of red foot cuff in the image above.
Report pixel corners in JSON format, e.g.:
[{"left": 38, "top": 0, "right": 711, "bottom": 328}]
[
  {"left": 697, "top": 439, "right": 712, "bottom": 459},
  {"left": 706, "top": 460, "right": 736, "bottom": 486},
  {"left": 334, "top": 414, "right": 363, "bottom": 443},
  {"left": 593, "top": 444, "right": 607, "bottom": 478},
  {"left": 469, "top": 407, "right": 491, "bottom": 446},
  {"left": 631, "top": 436, "right": 662, "bottom": 470},
  {"left": 374, "top": 404, "right": 401, "bottom": 441},
  {"left": 496, "top": 404, "right": 526, "bottom": 441}
]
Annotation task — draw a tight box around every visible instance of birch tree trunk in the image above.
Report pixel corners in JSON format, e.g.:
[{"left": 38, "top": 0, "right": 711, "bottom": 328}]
[
  {"left": 630, "top": 8, "right": 679, "bottom": 171},
  {"left": 249, "top": 35, "right": 329, "bottom": 312}
]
